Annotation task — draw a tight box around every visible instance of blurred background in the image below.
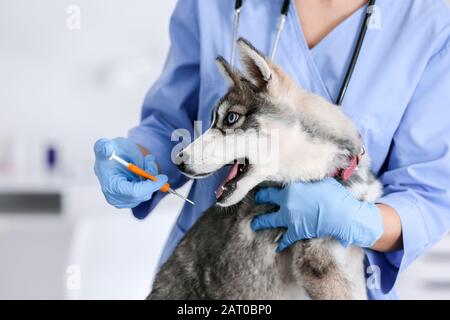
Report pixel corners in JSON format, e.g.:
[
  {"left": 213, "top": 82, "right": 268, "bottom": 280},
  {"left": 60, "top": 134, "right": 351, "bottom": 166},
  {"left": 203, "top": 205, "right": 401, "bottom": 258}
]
[{"left": 0, "top": 0, "right": 449, "bottom": 299}]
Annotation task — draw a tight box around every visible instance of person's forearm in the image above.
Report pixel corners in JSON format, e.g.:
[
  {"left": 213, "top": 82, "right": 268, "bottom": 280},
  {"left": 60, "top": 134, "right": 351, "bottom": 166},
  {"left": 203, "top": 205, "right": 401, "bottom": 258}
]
[{"left": 371, "top": 203, "right": 403, "bottom": 252}]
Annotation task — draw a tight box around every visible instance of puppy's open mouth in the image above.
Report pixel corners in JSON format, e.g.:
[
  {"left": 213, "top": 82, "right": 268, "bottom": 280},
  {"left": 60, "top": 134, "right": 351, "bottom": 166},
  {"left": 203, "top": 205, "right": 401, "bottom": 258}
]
[{"left": 215, "top": 158, "right": 250, "bottom": 201}]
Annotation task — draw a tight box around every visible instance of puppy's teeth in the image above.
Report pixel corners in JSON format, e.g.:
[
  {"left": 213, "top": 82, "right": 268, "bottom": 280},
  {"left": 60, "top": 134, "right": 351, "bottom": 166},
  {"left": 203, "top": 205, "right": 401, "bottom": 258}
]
[{"left": 221, "top": 186, "right": 226, "bottom": 190}]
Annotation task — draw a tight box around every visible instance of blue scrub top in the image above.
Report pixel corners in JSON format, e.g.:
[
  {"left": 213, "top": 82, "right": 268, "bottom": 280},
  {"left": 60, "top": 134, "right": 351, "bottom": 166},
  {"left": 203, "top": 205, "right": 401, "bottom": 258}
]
[{"left": 129, "top": 0, "right": 450, "bottom": 299}]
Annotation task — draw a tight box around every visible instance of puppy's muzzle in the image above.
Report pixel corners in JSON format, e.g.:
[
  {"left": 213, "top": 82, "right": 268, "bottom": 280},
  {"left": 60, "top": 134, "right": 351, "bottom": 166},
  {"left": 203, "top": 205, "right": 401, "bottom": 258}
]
[{"left": 175, "top": 150, "right": 189, "bottom": 173}]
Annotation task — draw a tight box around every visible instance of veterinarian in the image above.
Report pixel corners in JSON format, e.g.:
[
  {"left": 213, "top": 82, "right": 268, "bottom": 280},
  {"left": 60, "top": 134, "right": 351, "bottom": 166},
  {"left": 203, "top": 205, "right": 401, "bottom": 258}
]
[{"left": 94, "top": 0, "right": 450, "bottom": 299}]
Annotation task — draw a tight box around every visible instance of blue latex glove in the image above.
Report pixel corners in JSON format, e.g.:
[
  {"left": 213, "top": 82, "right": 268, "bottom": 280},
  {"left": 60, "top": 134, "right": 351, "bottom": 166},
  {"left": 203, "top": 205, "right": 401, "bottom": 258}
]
[
  {"left": 93, "top": 137, "right": 168, "bottom": 209},
  {"left": 251, "top": 178, "right": 384, "bottom": 252}
]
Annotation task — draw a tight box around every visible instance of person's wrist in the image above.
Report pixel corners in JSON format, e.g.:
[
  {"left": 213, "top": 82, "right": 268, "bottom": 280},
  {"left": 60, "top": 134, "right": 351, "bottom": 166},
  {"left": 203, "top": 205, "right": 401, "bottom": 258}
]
[{"left": 352, "top": 202, "right": 384, "bottom": 248}]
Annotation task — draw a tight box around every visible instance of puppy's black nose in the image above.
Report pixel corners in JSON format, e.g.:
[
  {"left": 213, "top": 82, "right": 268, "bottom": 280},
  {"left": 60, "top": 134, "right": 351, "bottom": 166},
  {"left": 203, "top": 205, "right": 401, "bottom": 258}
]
[
  {"left": 177, "top": 161, "right": 186, "bottom": 172},
  {"left": 176, "top": 149, "right": 189, "bottom": 173}
]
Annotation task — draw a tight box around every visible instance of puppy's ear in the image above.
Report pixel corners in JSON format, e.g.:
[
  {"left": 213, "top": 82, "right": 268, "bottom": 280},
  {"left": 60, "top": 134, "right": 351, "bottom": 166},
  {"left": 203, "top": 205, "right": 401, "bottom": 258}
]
[
  {"left": 237, "top": 38, "right": 272, "bottom": 89},
  {"left": 216, "top": 56, "right": 241, "bottom": 87}
]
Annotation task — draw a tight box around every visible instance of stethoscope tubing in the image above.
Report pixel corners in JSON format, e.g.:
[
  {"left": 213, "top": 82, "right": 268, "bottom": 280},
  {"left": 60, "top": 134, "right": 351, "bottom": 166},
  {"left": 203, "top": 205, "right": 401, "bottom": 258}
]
[
  {"left": 336, "top": 0, "right": 377, "bottom": 105},
  {"left": 230, "top": 1, "right": 243, "bottom": 66}
]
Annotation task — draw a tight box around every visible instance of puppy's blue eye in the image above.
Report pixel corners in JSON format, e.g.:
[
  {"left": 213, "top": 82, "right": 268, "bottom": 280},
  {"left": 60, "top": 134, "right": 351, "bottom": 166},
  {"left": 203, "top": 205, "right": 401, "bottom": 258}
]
[{"left": 226, "top": 112, "right": 239, "bottom": 125}]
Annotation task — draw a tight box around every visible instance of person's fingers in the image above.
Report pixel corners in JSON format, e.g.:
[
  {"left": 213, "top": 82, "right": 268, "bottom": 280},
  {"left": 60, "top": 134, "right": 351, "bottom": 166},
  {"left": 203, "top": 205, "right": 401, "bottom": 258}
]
[
  {"left": 255, "top": 188, "right": 282, "bottom": 204},
  {"left": 109, "top": 174, "right": 168, "bottom": 200},
  {"left": 107, "top": 196, "right": 138, "bottom": 209},
  {"left": 251, "top": 211, "right": 284, "bottom": 230},
  {"left": 133, "top": 174, "right": 169, "bottom": 200},
  {"left": 144, "top": 154, "right": 159, "bottom": 176},
  {"left": 94, "top": 138, "right": 114, "bottom": 160},
  {"left": 108, "top": 176, "right": 132, "bottom": 196},
  {"left": 276, "top": 229, "right": 299, "bottom": 252}
]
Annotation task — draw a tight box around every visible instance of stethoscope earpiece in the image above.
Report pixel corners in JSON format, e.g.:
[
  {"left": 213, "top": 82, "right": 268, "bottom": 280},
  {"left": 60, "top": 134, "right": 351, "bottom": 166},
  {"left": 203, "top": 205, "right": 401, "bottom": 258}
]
[{"left": 231, "top": 0, "right": 291, "bottom": 64}]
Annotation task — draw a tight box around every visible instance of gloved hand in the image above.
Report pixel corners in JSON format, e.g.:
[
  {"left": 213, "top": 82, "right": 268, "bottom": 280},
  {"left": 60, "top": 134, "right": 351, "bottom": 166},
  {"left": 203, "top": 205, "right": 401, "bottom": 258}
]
[
  {"left": 94, "top": 137, "right": 168, "bottom": 209},
  {"left": 251, "top": 178, "right": 384, "bottom": 252}
]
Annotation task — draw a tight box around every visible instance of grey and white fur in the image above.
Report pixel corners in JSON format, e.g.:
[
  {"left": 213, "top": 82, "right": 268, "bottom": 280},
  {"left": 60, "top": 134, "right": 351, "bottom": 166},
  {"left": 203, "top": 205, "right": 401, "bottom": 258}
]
[{"left": 148, "top": 38, "right": 382, "bottom": 300}]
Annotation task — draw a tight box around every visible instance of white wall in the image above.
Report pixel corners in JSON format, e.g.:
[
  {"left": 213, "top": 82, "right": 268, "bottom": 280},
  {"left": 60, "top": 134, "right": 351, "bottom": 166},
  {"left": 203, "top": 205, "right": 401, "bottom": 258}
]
[{"left": 0, "top": 0, "right": 176, "bottom": 188}]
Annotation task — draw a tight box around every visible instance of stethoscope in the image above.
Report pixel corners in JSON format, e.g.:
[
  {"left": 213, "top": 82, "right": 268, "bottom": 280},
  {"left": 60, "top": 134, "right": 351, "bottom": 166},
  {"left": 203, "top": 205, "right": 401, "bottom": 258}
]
[{"left": 230, "top": 0, "right": 377, "bottom": 106}]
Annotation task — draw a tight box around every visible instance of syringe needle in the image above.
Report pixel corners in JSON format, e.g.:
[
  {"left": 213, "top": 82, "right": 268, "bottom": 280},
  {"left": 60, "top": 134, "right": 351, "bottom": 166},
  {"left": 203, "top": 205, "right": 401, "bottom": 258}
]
[{"left": 168, "top": 188, "right": 195, "bottom": 205}]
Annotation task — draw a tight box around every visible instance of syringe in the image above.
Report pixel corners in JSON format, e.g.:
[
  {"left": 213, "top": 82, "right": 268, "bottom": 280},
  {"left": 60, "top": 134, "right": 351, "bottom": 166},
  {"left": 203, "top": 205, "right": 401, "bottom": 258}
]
[{"left": 109, "top": 151, "right": 194, "bottom": 205}]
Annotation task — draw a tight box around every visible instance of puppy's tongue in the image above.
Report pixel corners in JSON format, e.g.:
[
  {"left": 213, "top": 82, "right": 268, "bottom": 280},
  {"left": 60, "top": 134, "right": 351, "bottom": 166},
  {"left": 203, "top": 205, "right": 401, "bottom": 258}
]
[{"left": 215, "top": 161, "right": 239, "bottom": 199}]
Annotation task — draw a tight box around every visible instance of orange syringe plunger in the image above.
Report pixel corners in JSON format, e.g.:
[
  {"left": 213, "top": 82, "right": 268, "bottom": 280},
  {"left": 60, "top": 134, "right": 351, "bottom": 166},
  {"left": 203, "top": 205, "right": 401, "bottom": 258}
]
[{"left": 109, "top": 151, "right": 194, "bottom": 205}]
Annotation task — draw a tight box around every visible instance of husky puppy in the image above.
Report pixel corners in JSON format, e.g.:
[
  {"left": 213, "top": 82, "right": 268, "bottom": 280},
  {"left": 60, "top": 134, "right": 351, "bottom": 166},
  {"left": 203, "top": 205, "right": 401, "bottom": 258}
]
[{"left": 148, "top": 39, "right": 382, "bottom": 300}]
